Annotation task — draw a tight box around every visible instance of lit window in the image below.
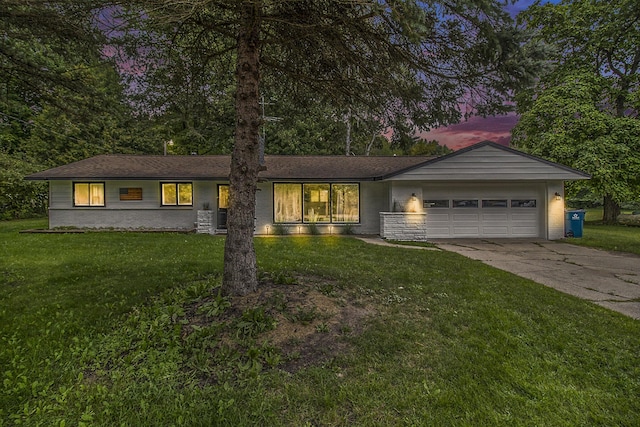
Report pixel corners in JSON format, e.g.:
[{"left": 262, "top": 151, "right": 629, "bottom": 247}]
[
  {"left": 274, "top": 183, "right": 360, "bottom": 223},
  {"left": 304, "top": 184, "right": 330, "bottom": 223},
  {"left": 274, "top": 183, "right": 302, "bottom": 222},
  {"left": 331, "top": 184, "right": 359, "bottom": 223},
  {"left": 74, "top": 183, "right": 104, "bottom": 207},
  {"left": 162, "top": 183, "right": 193, "bottom": 206}
]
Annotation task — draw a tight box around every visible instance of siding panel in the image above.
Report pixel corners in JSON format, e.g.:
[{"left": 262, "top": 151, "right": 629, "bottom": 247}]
[{"left": 391, "top": 145, "right": 586, "bottom": 181}]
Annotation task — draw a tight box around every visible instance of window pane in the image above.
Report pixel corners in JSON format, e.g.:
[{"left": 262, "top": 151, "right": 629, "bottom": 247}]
[
  {"left": 511, "top": 199, "right": 536, "bottom": 208},
  {"left": 304, "top": 184, "right": 330, "bottom": 223},
  {"left": 74, "top": 183, "right": 89, "bottom": 206},
  {"left": 424, "top": 199, "right": 449, "bottom": 208},
  {"left": 90, "top": 183, "right": 105, "bottom": 206},
  {"left": 453, "top": 199, "right": 478, "bottom": 208},
  {"left": 274, "top": 183, "right": 302, "bottom": 223},
  {"left": 218, "top": 185, "right": 229, "bottom": 209},
  {"left": 162, "top": 183, "right": 177, "bottom": 205},
  {"left": 482, "top": 199, "right": 507, "bottom": 208},
  {"left": 178, "top": 183, "right": 193, "bottom": 205},
  {"left": 332, "top": 184, "right": 359, "bottom": 223}
]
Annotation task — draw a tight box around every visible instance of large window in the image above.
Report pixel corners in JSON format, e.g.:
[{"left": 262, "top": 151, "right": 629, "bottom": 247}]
[
  {"left": 304, "top": 184, "right": 330, "bottom": 222},
  {"left": 161, "top": 183, "right": 193, "bottom": 206},
  {"left": 74, "top": 183, "right": 104, "bottom": 207},
  {"left": 331, "top": 184, "right": 359, "bottom": 223},
  {"left": 274, "top": 183, "right": 359, "bottom": 223},
  {"left": 274, "top": 183, "right": 302, "bottom": 223}
]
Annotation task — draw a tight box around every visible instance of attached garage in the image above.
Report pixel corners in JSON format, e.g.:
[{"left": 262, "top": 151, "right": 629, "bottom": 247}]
[
  {"left": 421, "top": 183, "right": 544, "bottom": 238},
  {"left": 383, "top": 141, "right": 590, "bottom": 240}
]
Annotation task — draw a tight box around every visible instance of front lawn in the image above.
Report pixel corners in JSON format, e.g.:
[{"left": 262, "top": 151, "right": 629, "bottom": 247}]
[
  {"left": 1, "top": 219, "right": 639, "bottom": 426},
  {"left": 567, "top": 224, "right": 640, "bottom": 256}
]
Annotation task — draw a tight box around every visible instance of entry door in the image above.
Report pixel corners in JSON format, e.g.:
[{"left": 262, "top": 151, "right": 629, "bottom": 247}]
[{"left": 217, "top": 185, "right": 229, "bottom": 229}]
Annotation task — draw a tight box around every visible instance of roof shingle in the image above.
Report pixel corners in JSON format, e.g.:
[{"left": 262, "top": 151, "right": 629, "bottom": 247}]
[{"left": 25, "top": 154, "right": 434, "bottom": 181}]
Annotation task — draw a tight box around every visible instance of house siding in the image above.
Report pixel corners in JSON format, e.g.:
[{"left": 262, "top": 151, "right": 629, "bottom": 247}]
[
  {"left": 391, "top": 145, "right": 585, "bottom": 181},
  {"left": 48, "top": 180, "right": 218, "bottom": 230}
]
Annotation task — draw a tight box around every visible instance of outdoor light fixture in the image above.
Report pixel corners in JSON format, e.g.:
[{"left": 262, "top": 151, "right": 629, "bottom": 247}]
[
  {"left": 407, "top": 193, "right": 420, "bottom": 213},
  {"left": 266, "top": 225, "right": 270, "bottom": 235},
  {"left": 554, "top": 192, "right": 562, "bottom": 201}
]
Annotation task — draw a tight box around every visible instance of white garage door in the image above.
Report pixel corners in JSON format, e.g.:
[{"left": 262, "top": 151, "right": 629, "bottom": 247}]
[{"left": 424, "top": 197, "right": 540, "bottom": 238}]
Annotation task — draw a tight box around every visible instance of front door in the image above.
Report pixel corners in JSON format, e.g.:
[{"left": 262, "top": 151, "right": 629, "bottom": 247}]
[{"left": 217, "top": 184, "right": 229, "bottom": 229}]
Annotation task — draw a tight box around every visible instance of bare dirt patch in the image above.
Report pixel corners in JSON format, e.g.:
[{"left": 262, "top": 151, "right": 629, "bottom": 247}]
[{"left": 183, "top": 275, "right": 375, "bottom": 374}]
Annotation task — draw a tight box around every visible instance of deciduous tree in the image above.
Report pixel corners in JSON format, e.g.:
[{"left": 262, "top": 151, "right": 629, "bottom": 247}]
[{"left": 513, "top": 0, "right": 640, "bottom": 222}]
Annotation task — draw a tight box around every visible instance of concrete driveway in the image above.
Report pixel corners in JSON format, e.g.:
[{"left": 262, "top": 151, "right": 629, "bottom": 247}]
[{"left": 432, "top": 239, "right": 640, "bottom": 320}]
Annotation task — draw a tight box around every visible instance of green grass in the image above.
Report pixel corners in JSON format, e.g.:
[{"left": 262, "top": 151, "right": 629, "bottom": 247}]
[
  {"left": 1, "top": 219, "right": 639, "bottom": 426},
  {"left": 561, "top": 208, "right": 640, "bottom": 255},
  {"left": 568, "top": 224, "right": 640, "bottom": 255}
]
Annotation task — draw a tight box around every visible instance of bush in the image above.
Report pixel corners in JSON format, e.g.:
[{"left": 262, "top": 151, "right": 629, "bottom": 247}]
[
  {"left": 271, "top": 224, "right": 290, "bottom": 235},
  {"left": 0, "top": 153, "right": 48, "bottom": 220},
  {"left": 617, "top": 214, "right": 640, "bottom": 227}
]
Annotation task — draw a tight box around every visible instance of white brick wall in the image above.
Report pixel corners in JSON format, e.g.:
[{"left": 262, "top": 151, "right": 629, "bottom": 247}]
[
  {"left": 196, "top": 210, "right": 214, "bottom": 234},
  {"left": 380, "top": 212, "right": 427, "bottom": 241}
]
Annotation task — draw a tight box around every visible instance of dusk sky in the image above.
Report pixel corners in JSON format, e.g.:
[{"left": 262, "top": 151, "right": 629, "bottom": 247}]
[
  {"left": 418, "top": 112, "right": 518, "bottom": 151},
  {"left": 420, "top": 0, "right": 554, "bottom": 151}
]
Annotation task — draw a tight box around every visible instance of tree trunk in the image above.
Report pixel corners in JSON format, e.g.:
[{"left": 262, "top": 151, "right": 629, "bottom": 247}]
[
  {"left": 602, "top": 194, "right": 621, "bottom": 224},
  {"left": 223, "top": 3, "right": 261, "bottom": 296}
]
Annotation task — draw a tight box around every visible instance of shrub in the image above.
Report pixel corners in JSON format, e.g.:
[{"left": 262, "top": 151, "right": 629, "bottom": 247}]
[
  {"left": 307, "top": 222, "right": 321, "bottom": 235},
  {"left": 617, "top": 214, "right": 640, "bottom": 227},
  {"left": 0, "top": 153, "right": 48, "bottom": 220},
  {"left": 271, "top": 224, "right": 290, "bottom": 235}
]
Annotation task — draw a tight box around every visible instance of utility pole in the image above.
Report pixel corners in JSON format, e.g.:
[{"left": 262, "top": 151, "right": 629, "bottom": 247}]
[{"left": 259, "top": 95, "right": 281, "bottom": 165}]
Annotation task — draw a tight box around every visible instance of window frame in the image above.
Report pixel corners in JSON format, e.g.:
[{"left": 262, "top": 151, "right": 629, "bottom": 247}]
[
  {"left": 160, "top": 182, "right": 193, "bottom": 207},
  {"left": 511, "top": 199, "right": 537, "bottom": 208},
  {"left": 73, "top": 182, "right": 105, "bottom": 207},
  {"left": 273, "top": 182, "right": 360, "bottom": 224},
  {"left": 423, "top": 199, "right": 450, "bottom": 208},
  {"left": 330, "top": 183, "right": 360, "bottom": 224},
  {"left": 482, "top": 199, "right": 508, "bottom": 208},
  {"left": 452, "top": 199, "right": 479, "bottom": 208}
]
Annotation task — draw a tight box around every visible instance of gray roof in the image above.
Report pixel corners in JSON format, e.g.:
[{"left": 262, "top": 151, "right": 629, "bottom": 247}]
[{"left": 25, "top": 154, "right": 434, "bottom": 181}]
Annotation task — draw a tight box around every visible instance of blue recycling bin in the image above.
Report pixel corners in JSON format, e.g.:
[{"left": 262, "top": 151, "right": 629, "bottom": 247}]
[{"left": 565, "top": 210, "right": 585, "bottom": 238}]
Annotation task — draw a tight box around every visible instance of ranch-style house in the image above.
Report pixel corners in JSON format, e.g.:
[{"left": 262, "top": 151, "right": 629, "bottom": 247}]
[{"left": 26, "top": 141, "right": 589, "bottom": 241}]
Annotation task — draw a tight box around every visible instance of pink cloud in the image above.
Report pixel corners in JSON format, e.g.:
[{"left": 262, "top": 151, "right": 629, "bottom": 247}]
[{"left": 418, "top": 113, "right": 518, "bottom": 151}]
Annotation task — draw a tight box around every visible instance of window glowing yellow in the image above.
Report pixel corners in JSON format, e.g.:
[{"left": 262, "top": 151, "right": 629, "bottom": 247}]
[
  {"left": 74, "top": 183, "right": 104, "bottom": 206},
  {"left": 162, "top": 183, "right": 192, "bottom": 206}
]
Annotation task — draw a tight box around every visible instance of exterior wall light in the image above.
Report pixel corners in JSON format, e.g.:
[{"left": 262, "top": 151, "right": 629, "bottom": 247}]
[
  {"left": 407, "top": 193, "right": 421, "bottom": 213},
  {"left": 554, "top": 192, "right": 562, "bottom": 201}
]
